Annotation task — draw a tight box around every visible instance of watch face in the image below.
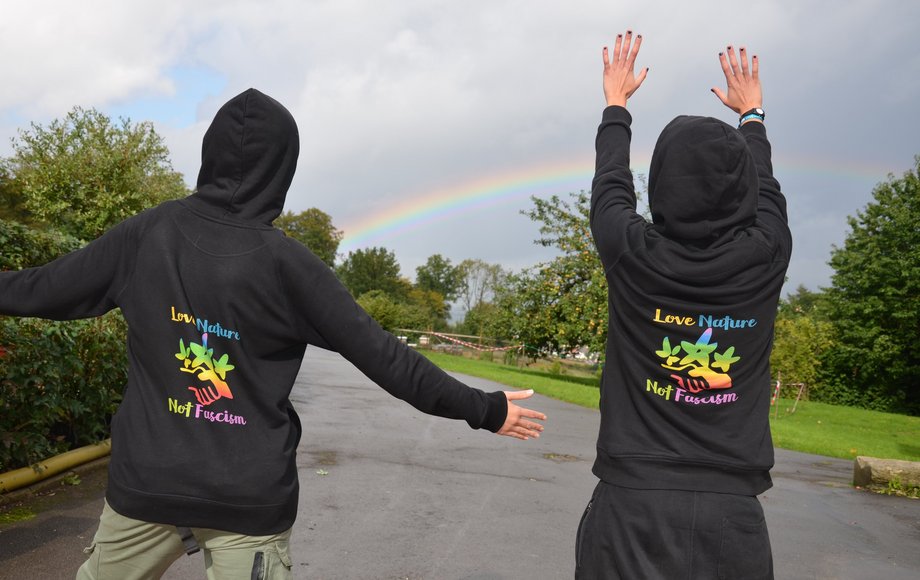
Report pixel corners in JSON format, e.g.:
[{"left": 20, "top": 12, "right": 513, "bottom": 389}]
[{"left": 755, "top": 108, "right": 765, "bottom": 115}]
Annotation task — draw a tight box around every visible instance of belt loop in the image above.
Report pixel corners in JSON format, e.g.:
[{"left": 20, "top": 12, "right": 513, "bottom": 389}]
[{"left": 176, "top": 526, "right": 200, "bottom": 556}]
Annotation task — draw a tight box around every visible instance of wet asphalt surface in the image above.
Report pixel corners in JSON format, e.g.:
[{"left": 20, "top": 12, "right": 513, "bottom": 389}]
[{"left": 1, "top": 347, "right": 919, "bottom": 579}]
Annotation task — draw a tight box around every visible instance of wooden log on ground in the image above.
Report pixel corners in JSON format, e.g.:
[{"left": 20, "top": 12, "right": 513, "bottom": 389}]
[{"left": 853, "top": 456, "right": 920, "bottom": 489}]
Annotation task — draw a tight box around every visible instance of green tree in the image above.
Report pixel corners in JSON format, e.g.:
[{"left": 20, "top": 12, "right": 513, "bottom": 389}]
[
  {"left": 770, "top": 287, "right": 834, "bottom": 393},
  {"left": 356, "top": 290, "right": 406, "bottom": 332},
  {"left": 356, "top": 289, "right": 439, "bottom": 333},
  {"left": 274, "top": 208, "right": 343, "bottom": 267},
  {"left": 336, "top": 247, "right": 408, "bottom": 298},
  {"left": 4, "top": 107, "right": 188, "bottom": 240},
  {"left": 495, "top": 191, "right": 608, "bottom": 356},
  {"left": 457, "top": 259, "right": 508, "bottom": 316},
  {"left": 415, "top": 254, "right": 462, "bottom": 301},
  {"left": 456, "top": 300, "right": 504, "bottom": 339},
  {"left": 822, "top": 157, "right": 920, "bottom": 414},
  {"left": 777, "top": 285, "right": 828, "bottom": 319},
  {"left": 0, "top": 164, "right": 31, "bottom": 224},
  {"left": 407, "top": 287, "right": 450, "bottom": 329},
  {"left": 0, "top": 220, "right": 83, "bottom": 272}
]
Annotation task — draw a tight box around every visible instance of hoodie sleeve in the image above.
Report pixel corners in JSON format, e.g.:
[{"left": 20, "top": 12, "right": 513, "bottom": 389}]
[
  {"left": 0, "top": 219, "right": 137, "bottom": 320},
  {"left": 740, "top": 121, "right": 792, "bottom": 257},
  {"left": 590, "top": 106, "right": 649, "bottom": 270},
  {"left": 276, "top": 239, "right": 508, "bottom": 432}
]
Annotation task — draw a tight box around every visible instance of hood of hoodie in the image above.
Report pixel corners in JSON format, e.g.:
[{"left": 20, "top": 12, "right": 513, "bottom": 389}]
[
  {"left": 647, "top": 115, "right": 757, "bottom": 241},
  {"left": 188, "top": 88, "right": 299, "bottom": 225}
]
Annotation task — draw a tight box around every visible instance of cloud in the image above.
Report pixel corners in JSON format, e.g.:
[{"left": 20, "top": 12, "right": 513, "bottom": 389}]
[
  {"left": 1, "top": 0, "right": 919, "bottom": 295},
  {"left": 0, "top": 1, "right": 194, "bottom": 115}
]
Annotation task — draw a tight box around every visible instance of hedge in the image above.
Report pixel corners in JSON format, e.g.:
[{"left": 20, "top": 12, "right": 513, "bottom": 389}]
[
  {"left": 0, "top": 314, "right": 126, "bottom": 472},
  {"left": 1, "top": 219, "right": 126, "bottom": 472},
  {"left": 0, "top": 219, "right": 82, "bottom": 271}
]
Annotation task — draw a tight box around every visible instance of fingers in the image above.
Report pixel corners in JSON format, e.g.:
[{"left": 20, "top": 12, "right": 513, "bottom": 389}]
[
  {"left": 718, "top": 51, "right": 732, "bottom": 79},
  {"left": 519, "top": 406, "right": 547, "bottom": 421},
  {"left": 504, "top": 391, "right": 548, "bottom": 419},
  {"left": 627, "top": 33, "right": 642, "bottom": 67},
  {"left": 499, "top": 396, "right": 546, "bottom": 440},
  {"left": 613, "top": 32, "right": 624, "bottom": 62},
  {"left": 635, "top": 66, "right": 649, "bottom": 88},
  {"left": 619, "top": 30, "right": 632, "bottom": 63},
  {"left": 505, "top": 388, "right": 534, "bottom": 401},
  {"left": 507, "top": 417, "right": 544, "bottom": 440},
  {"left": 711, "top": 86, "right": 729, "bottom": 106},
  {"left": 739, "top": 47, "right": 749, "bottom": 76},
  {"left": 726, "top": 44, "right": 740, "bottom": 76},
  {"left": 504, "top": 430, "right": 531, "bottom": 441},
  {"left": 751, "top": 54, "right": 759, "bottom": 79},
  {"left": 604, "top": 30, "right": 644, "bottom": 67}
]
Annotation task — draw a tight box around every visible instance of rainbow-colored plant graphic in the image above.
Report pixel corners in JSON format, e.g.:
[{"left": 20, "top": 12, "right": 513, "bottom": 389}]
[
  {"left": 176, "top": 333, "right": 236, "bottom": 405},
  {"left": 655, "top": 328, "right": 740, "bottom": 393}
]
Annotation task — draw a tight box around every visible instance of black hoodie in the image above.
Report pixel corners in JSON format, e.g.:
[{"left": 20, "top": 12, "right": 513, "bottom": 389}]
[
  {"left": 0, "top": 89, "right": 507, "bottom": 535},
  {"left": 589, "top": 106, "right": 791, "bottom": 495}
]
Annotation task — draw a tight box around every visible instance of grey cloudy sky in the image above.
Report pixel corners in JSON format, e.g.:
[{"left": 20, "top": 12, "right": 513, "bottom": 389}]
[{"left": 2, "top": 0, "right": 918, "bottom": 296}]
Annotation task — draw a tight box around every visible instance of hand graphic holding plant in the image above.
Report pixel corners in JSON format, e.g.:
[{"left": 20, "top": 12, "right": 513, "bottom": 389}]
[
  {"left": 655, "top": 328, "right": 740, "bottom": 393},
  {"left": 176, "top": 333, "right": 236, "bottom": 405}
]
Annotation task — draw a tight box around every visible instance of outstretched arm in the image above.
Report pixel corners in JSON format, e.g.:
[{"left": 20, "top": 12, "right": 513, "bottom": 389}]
[
  {"left": 0, "top": 219, "right": 137, "bottom": 320},
  {"left": 280, "top": 241, "right": 545, "bottom": 440}
]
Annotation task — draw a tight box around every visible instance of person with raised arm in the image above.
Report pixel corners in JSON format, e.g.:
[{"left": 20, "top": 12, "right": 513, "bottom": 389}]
[{"left": 576, "top": 31, "right": 790, "bottom": 579}]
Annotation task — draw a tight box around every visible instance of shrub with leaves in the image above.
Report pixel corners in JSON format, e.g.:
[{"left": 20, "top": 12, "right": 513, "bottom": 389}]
[
  {"left": 0, "top": 313, "right": 126, "bottom": 471},
  {"left": 1, "top": 220, "right": 126, "bottom": 471},
  {"left": 0, "top": 219, "right": 82, "bottom": 271}
]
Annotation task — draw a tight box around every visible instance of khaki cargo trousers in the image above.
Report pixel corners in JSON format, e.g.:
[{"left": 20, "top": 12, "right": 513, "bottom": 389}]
[{"left": 76, "top": 501, "right": 293, "bottom": 580}]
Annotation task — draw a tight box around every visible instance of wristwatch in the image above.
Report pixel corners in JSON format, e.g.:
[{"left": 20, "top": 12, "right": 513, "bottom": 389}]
[{"left": 739, "top": 107, "right": 765, "bottom": 126}]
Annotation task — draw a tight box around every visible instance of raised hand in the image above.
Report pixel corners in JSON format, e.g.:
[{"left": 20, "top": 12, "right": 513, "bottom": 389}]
[
  {"left": 498, "top": 390, "right": 547, "bottom": 440},
  {"left": 602, "top": 30, "right": 648, "bottom": 108},
  {"left": 712, "top": 45, "right": 762, "bottom": 115}
]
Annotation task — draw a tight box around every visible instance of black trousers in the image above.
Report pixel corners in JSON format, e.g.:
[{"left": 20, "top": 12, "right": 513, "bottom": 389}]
[{"left": 575, "top": 481, "right": 773, "bottom": 580}]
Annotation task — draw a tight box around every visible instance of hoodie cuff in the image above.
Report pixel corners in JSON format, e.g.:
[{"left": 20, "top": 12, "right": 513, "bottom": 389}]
[
  {"left": 480, "top": 390, "right": 509, "bottom": 433},
  {"left": 739, "top": 119, "right": 767, "bottom": 136},
  {"left": 602, "top": 105, "right": 633, "bottom": 125}
]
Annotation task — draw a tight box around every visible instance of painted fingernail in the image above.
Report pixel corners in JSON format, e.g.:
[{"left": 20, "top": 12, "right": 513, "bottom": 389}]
[
  {"left": 626, "top": 30, "right": 632, "bottom": 34},
  {"left": 637, "top": 34, "right": 642, "bottom": 39},
  {"left": 719, "top": 52, "right": 724, "bottom": 56},
  {"left": 617, "top": 34, "right": 622, "bottom": 38}
]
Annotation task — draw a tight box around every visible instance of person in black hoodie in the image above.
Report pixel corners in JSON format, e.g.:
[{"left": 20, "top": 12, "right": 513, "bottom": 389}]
[
  {"left": 575, "top": 32, "right": 791, "bottom": 579},
  {"left": 0, "top": 88, "right": 546, "bottom": 579}
]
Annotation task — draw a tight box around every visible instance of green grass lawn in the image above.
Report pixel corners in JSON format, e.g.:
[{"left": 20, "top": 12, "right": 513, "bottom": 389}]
[{"left": 423, "top": 351, "right": 920, "bottom": 462}]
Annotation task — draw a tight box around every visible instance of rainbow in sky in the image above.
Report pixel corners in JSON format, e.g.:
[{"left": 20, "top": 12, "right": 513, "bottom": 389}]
[
  {"left": 338, "top": 156, "right": 597, "bottom": 252},
  {"left": 337, "top": 153, "right": 896, "bottom": 253}
]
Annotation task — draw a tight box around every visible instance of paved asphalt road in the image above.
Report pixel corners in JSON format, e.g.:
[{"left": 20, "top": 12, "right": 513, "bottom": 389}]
[{"left": 2, "top": 347, "right": 919, "bottom": 579}]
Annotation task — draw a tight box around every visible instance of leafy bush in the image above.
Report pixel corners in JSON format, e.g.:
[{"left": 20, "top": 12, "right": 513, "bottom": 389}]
[
  {"left": 0, "top": 219, "right": 82, "bottom": 270},
  {"left": 1, "top": 219, "right": 124, "bottom": 472},
  {"left": 0, "top": 313, "right": 126, "bottom": 472}
]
